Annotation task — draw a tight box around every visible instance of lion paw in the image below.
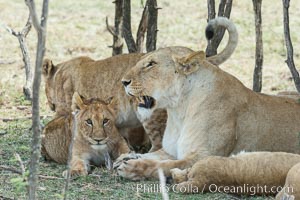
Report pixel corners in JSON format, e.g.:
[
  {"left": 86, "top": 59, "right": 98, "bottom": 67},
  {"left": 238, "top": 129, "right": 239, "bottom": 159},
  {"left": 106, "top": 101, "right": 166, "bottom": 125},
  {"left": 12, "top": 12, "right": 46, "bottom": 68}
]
[
  {"left": 62, "top": 167, "right": 88, "bottom": 178},
  {"left": 116, "top": 159, "right": 155, "bottom": 180},
  {"left": 113, "top": 152, "right": 141, "bottom": 169}
]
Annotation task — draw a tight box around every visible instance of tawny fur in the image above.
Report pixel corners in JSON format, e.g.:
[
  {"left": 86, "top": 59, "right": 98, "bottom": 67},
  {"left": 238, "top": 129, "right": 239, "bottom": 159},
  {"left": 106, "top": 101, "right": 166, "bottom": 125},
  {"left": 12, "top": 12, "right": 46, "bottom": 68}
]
[
  {"left": 42, "top": 93, "right": 130, "bottom": 177},
  {"left": 42, "top": 114, "right": 72, "bottom": 163},
  {"left": 42, "top": 53, "right": 165, "bottom": 153},
  {"left": 276, "top": 162, "right": 300, "bottom": 200},
  {"left": 170, "top": 152, "right": 300, "bottom": 196},
  {"left": 114, "top": 17, "right": 300, "bottom": 181}
]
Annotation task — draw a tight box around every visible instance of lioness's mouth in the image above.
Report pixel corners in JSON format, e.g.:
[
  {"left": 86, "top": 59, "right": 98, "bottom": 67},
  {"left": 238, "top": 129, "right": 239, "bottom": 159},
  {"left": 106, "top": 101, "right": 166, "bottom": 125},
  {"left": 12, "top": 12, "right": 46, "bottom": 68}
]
[{"left": 138, "top": 96, "right": 155, "bottom": 109}]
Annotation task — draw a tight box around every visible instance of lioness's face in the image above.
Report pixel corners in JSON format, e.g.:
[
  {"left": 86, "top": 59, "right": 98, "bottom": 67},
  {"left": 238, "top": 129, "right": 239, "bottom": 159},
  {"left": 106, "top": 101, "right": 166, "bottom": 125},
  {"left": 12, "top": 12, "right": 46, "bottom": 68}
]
[
  {"left": 73, "top": 94, "right": 118, "bottom": 148},
  {"left": 121, "top": 47, "right": 193, "bottom": 109}
]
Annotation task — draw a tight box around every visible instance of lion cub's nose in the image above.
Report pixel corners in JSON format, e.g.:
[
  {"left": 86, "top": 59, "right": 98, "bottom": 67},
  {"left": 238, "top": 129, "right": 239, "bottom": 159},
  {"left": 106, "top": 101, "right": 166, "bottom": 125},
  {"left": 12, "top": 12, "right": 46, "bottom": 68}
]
[{"left": 122, "top": 80, "right": 131, "bottom": 87}]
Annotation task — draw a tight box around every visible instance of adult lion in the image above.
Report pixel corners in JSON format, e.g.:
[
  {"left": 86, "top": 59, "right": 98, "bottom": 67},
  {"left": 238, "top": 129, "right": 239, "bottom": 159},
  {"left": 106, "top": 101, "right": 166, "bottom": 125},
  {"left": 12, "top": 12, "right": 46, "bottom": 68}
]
[
  {"left": 114, "top": 17, "right": 300, "bottom": 180},
  {"left": 42, "top": 53, "right": 165, "bottom": 152}
]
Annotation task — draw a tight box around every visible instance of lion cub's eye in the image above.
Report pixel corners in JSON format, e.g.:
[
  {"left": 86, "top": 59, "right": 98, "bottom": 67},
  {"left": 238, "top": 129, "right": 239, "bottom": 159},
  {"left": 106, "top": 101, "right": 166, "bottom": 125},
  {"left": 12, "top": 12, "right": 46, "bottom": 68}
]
[
  {"left": 146, "top": 60, "right": 157, "bottom": 68},
  {"left": 85, "top": 119, "right": 93, "bottom": 126},
  {"left": 103, "top": 118, "right": 109, "bottom": 126}
]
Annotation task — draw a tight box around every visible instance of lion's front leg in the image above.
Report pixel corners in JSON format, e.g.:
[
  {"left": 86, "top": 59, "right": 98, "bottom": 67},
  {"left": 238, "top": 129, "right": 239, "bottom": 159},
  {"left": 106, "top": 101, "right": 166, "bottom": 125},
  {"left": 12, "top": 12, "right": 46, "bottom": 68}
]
[
  {"left": 113, "top": 149, "right": 174, "bottom": 169},
  {"left": 117, "top": 159, "right": 159, "bottom": 180},
  {"left": 116, "top": 153, "right": 197, "bottom": 180}
]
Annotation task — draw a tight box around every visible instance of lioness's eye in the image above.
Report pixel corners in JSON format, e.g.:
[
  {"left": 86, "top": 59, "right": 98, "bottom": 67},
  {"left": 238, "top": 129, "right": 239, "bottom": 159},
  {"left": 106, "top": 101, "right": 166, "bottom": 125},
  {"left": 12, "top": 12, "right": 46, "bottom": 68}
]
[
  {"left": 146, "top": 60, "right": 157, "bottom": 68},
  {"left": 103, "top": 118, "right": 109, "bottom": 125},
  {"left": 85, "top": 119, "right": 93, "bottom": 126}
]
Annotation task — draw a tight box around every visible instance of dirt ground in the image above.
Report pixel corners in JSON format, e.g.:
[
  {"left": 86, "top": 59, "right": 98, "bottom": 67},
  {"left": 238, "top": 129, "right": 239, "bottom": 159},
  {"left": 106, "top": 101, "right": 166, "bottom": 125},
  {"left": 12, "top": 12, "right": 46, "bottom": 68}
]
[{"left": 0, "top": 0, "right": 300, "bottom": 199}]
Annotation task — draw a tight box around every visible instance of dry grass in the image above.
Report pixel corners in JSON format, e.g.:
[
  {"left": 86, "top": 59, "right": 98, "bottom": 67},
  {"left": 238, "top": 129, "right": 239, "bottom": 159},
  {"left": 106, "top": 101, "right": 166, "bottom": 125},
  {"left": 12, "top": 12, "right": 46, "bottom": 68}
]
[{"left": 1, "top": 0, "right": 300, "bottom": 199}]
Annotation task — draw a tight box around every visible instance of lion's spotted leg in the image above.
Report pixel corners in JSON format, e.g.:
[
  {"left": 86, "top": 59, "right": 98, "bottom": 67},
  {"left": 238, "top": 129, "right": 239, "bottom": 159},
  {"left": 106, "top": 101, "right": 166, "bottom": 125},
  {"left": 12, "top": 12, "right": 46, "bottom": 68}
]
[
  {"left": 117, "top": 153, "right": 197, "bottom": 180},
  {"left": 63, "top": 157, "right": 89, "bottom": 177}
]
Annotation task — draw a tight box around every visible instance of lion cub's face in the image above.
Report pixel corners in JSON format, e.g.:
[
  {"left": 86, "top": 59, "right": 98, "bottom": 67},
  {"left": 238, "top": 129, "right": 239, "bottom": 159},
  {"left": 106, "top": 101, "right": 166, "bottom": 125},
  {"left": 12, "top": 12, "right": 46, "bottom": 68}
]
[
  {"left": 72, "top": 92, "right": 118, "bottom": 149},
  {"left": 121, "top": 47, "right": 205, "bottom": 110}
]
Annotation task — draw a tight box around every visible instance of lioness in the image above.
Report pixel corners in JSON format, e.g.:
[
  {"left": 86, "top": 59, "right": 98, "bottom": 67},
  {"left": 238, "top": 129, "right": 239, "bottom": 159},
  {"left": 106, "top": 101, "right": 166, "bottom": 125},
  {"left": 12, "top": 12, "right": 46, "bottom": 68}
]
[
  {"left": 42, "top": 53, "right": 166, "bottom": 152},
  {"left": 42, "top": 92, "right": 130, "bottom": 177},
  {"left": 170, "top": 152, "right": 300, "bottom": 198},
  {"left": 114, "top": 17, "right": 300, "bottom": 180}
]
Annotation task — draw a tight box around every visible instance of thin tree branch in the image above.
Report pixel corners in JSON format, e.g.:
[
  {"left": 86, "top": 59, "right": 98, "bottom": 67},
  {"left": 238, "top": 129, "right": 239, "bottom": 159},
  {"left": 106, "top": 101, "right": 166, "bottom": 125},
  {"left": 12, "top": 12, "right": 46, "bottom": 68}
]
[
  {"left": 282, "top": 0, "right": 300, "bottom": 92},
  {"left": 207, "top": 0, "right": 216, "bottom": 22},
  {"left": 5, "top": 14, "right": 33, "bottom": 100},
  {"left": 22, "top": 15, "right": 32, "bottom": 37},
  {"left": 146, "top": 0, "right": 158, "bottom": 52},
  {"left": 63, "top": 112, "right": 77, "bottom": 200},
  {"left": 122, "top": 0, "right": 137, "bottom": 53},
  {"left": 136, "top": 3, "right": 148, "bottom": 53},
  {"left": 252, "top": 0, "right": 263, "bottom": 92},
  {"left": 106, "top": 17, "right": 116, "bottom": 36},
  {"left": 25, "top": 0, "right": 49, "bottom": 199}
]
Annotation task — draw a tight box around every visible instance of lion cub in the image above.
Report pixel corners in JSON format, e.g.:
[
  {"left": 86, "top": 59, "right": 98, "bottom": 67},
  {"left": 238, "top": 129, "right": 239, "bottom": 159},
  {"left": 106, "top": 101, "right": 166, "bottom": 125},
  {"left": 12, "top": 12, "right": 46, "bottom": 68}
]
[
  {"left": 42, "top": 92, "right": 130, "bottom": 176},
  {"left": 171, "top": 152, "right": 300, "bottom": 197},
  {"left": 276, "top": 162, "right": 300, "bottom": 200}
]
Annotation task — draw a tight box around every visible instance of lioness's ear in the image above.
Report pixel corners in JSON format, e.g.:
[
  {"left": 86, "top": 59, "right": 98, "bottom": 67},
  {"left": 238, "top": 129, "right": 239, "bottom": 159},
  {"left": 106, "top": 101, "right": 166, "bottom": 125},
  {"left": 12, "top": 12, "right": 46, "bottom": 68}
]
[
  {"left": 173, "top": 51, "right": 206, "bottom": 75},
  {"left": 42, "top": 58, "right": 55, "bottom": 77},
  {"left": 71, "top": 92, "right": 87, "bottom": 111}
]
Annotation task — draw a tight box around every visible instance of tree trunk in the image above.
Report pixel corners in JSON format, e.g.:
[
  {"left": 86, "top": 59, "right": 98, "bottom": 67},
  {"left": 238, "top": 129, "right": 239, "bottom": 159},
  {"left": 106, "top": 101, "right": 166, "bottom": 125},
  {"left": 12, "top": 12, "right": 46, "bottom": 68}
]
[
  {"left": 252, "top": 0, "right": 263, "bottom": 92},
  {"left": 25, "top": 0, "right": 49, "bottom": 199},
  {"left": 146, "top": 0, "right": 158, "bottom": 52},
  {"left": 206, "top": 0, "right": 233, "bottom": 57},
  {"left": 122, "top": 0, "right": 137, "bottom": 53},
  {"left": 282, "top": 0, "right": 300, "bottom": 92},
  {"left": 136, "top": 3, "right": 148, "bottom": 53},
  {"left": 112, "top": 0, "right": 124, "bottom": 56}
]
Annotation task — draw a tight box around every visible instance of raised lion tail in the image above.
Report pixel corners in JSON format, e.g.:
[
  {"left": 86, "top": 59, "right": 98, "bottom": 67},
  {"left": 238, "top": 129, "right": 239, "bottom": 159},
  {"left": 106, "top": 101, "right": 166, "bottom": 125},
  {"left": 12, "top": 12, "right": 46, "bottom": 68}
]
[{"left": 205, "top": 17, "right": 238, "bottom": 66}]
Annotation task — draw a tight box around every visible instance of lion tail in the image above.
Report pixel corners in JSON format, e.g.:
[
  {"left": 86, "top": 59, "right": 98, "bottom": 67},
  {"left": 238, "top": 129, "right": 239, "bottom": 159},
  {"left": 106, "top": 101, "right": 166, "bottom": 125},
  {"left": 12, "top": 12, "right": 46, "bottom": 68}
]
[{"left": 205, "top": 17, "right": 238, "bottom": 66}]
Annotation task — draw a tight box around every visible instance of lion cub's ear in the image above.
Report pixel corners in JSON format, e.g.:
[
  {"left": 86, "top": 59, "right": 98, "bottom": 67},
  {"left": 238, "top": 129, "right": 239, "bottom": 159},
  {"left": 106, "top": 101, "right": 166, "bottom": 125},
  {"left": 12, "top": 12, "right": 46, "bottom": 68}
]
[
  {"left": 42, "top": 58, "right": 56, "bottom": 77},
  {"left": 173, "top": 51, "right": 206, "bottom": 76},
  {"left": 71, "top": 92, "right": 87, "bottom": 112},
  {"left": 106, "top": 96, "right": 118, "bottom": 116}
]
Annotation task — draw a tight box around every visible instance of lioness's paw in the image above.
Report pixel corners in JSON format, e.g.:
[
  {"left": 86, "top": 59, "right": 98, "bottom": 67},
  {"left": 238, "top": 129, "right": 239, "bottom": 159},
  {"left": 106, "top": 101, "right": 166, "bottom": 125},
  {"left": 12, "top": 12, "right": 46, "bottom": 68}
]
[
  {"left": 113, "top": 152, "right": 141, "bottom": 169},
  {"left": 116, "top": 159, "right": 157, "bottom": 180}
]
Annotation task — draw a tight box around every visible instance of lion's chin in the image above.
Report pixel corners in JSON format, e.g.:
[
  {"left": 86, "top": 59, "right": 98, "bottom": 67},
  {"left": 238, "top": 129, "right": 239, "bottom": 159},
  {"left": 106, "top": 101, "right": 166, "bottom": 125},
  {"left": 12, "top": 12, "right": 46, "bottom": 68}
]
[{"left": 138, "top": 96, "right": 156, "bottom": 109}]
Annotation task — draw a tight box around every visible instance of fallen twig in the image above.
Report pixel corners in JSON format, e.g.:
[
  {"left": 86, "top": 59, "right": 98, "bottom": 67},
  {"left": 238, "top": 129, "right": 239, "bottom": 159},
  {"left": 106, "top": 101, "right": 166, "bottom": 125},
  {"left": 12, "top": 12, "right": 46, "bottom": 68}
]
[
  {"left": 0, "top": 165, "right": 63, "bottom": 180},
  {"left": 1, "top": 115, "right": 52, "bottom": 122},
  {"left": 15, "top": 153, "right": 25, "bottom": 175}
]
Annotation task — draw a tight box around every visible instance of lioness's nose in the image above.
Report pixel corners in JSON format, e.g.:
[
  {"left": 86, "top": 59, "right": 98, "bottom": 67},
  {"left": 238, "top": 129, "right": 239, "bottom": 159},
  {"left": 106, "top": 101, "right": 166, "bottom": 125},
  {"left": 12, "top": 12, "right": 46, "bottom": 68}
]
[{"left": 122, "top": 80, "right": 131, "bottom": 87}]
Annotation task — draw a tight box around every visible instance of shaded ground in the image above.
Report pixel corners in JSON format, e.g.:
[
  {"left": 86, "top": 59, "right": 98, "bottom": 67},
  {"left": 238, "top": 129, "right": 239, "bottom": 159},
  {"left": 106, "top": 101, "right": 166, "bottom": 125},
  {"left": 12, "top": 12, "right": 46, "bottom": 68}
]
[{"left": 1, "top": 0, "right": 300, "bottom": 199}]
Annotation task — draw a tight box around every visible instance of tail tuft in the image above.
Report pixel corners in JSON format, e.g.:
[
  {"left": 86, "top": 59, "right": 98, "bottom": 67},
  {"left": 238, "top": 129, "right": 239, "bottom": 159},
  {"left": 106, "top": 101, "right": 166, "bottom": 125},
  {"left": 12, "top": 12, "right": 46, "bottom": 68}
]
[{"left": 205, "top": 24, "right": 214, "bottom": 40}]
